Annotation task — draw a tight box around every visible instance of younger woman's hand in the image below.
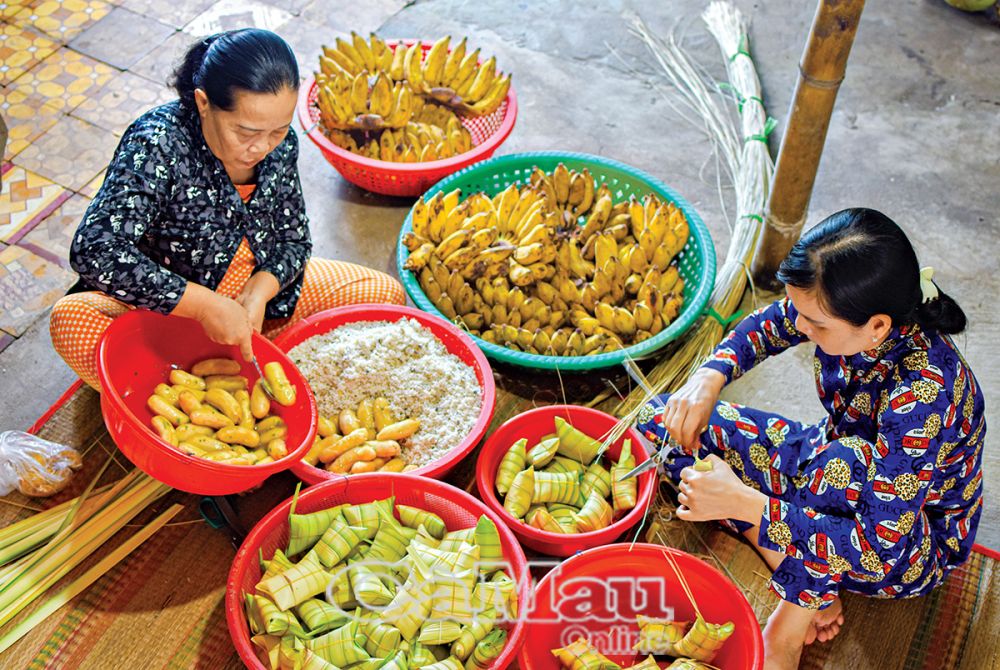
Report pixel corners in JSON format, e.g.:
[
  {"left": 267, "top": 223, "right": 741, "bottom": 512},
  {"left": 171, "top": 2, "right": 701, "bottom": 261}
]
[
  {"left": 676, "top": 455, "right": 767, "bottom": 523},
  {"left": 663, "top": 367, "right": 726, "bottom": 452}
]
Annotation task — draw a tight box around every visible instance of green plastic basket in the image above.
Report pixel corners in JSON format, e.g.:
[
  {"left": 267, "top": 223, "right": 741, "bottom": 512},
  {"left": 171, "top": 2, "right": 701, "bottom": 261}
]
[{"left": 396, "top": 151, "right": 717, "bottom": 372}]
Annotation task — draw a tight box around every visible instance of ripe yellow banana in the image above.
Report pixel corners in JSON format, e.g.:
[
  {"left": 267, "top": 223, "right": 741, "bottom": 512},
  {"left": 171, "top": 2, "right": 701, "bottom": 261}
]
[
  {"left": 633, "top": 300, "right": 654, "bottom": 331},
  {"left": 572, "top": 169, "right": 595, "bottom": 216},
  {"left": 335, "top": 37, "right": 366, "bottom": 72},
  {"left": 467, "top": 75, "right": 510, "bottom": 116},
  {"left": 351, "top": 32, "right": 376, "bottom": 71},
  {"left": 349, "top": 72, "right": 369, "bottom": 115},
  {"left": 369, "top": 72, "right": 392, "bottom": 117},
  {"left": 552, "top": 163, "right": 570, "bottom": 206},
  {"left": 423, "top": 36, "right": 451, "bottom": 87},
  {"left": 322, "top": 45, "right": 361, "bottom": 75},
  {"left": 513, "top": 242, "right": 546, "bottom": 265},
  {"left": 389, "top": 43, "right": 407, "bottom": 81},
  {"left": 509, "top": 263, "right": 534, "bottom": 287},
  {"left": 465, "top": 56, "right": 496, "bottom": 101},
  {"left": 442, "top": 36, "right": 466, "bottom": 87},
  {"left": 453, "top": 47, "right": 480, "bottom": 91},
  {"left": 404, "top": 242, "right": 435, "bottom": 271},
  {"left": 435, "top": 229, "right": 470, "bottom": 259},
  {"left": 404, "top": 42, "right": 424, "bottom": 90}
]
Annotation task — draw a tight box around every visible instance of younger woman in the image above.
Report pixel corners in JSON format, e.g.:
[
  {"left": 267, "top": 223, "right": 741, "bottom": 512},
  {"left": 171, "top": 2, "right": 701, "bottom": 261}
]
[{"left": 637, "top": 208, "right": 985, "bottom": 669}]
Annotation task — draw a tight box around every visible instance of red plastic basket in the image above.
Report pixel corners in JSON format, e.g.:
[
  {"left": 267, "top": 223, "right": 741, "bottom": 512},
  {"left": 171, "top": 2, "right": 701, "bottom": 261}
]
[
  {"left": 475, "top": 405, "right": 656, "bottom": 556},
  {"left": 96, "top": 310, "right": 318, "bottom": 495},
  {"left": 297, "top": 41, "right": 518, "bottom": 197},
  {"left": 519, "top": 543, "right": 764, "bottom": 669},
  {"left": 226, "top": 474, "right": 530, "bottom": 669},
  {"left": 272, "top": 304, "right": 496, "bottom": 485}
]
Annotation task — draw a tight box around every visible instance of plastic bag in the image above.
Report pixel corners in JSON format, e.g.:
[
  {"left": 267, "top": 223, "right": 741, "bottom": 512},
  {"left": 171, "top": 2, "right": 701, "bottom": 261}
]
[{"left": 0, "top": 431, "right": 83, "bottom": 497}]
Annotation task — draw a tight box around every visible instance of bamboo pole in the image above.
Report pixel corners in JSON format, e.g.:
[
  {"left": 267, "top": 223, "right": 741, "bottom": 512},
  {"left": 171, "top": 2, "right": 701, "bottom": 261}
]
[{"left": 752, "top": 0, "right": 866, "bottom": 287}]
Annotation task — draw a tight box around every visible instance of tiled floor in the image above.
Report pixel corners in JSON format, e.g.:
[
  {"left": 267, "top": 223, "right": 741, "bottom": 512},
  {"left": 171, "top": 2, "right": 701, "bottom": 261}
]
[{"left": 0, "top": 21, "right": 57, "bottom": 85}]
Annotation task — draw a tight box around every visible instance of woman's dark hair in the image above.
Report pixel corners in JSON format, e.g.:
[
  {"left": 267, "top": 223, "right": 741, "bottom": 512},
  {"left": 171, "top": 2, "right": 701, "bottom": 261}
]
[
  {"left": 172, "top": 28, "right": 299, "bottom": 110},
  {"left": 776, "top": 208, "right": 966, "bottom": 335}
]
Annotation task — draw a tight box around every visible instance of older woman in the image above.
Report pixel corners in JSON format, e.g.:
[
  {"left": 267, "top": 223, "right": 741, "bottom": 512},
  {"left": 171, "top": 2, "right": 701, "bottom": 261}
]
[{"left": 51, "top": 29, "right": 404, "bottom": 389}]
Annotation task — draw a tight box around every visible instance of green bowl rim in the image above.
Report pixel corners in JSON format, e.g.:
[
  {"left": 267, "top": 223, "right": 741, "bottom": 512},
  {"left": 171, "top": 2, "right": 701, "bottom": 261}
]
[{"left": 396, "top": 151, "right": 717, "bottom": 372}]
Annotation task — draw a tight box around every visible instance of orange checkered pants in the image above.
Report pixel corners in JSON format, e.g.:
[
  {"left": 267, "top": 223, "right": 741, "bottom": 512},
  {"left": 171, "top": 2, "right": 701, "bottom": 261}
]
[{"left": 50, "top": 240, "right": 405, "bottom": 390}]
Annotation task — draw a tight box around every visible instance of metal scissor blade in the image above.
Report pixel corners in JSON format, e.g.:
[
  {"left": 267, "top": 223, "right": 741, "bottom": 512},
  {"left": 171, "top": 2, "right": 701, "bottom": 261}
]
[{"left": 617, "top": 430, "right": 682, "bottom": 481}]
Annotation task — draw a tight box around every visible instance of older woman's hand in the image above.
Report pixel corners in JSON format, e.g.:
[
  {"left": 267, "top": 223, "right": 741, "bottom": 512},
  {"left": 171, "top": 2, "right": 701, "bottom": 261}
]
[{"left": 237, "top": 271, "right": 280, "bottom": 333}]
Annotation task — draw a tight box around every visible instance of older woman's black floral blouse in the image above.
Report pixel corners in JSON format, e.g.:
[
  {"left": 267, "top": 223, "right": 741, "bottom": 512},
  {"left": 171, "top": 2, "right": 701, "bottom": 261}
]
[{"left": 69, "top": 100, "right": 312, "bottom": 319}]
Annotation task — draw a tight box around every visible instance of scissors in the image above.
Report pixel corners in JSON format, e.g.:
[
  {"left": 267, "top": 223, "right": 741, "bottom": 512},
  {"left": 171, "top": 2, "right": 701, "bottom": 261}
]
[
  {"left": 615, "top": 359, "right": 709, "bottom": 481},
  {"left": 199, "top": 496, "right": 248, "bottom": 550}
]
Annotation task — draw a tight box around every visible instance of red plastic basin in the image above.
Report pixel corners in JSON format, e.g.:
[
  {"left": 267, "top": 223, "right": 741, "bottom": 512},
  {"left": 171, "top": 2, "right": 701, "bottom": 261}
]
[
  {"left": 97, "top": 309, "right": 317, "bottom": 495},
  {"left": 475, "top": 405, "right": 656, "bottom": 556},
  {"left": 226, "top": 474, "right": 530, "bottom": 669},
  {"left": 518, "top": 543, "right": 764, "bottom": 669},
  {"left": 272, "top": 304, "right": 496, "bottom": 484}
]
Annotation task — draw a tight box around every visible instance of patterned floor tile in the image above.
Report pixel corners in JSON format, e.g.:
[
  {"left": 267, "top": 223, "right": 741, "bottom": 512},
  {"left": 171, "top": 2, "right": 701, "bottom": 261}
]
[
  {"left": 0, "top": 22, "right": 58, "bottom": 86},
  {"left": 10, "top": 0, "right": 113, "bottom": 43},
  {"left": 69, "top": 6, "right": 175, "bottom": 70},
  {"left": 7, "top": 47, "right": 116, "bottom": 113},
  {"left": 130, "top": 28, "right": 193, "bottom": 87},
  {"left": 19, "top": 192, "right": 89, "bottom": 268},
  {"left": 0, "top": 244, "right": 77, "bottom": 336},
  {"left": 70, "top": 68, "right": 174, "bottom": 135},
  {"left": 0, "top": 163, "right": 70, "bottom": 243},
  {"left": 0, "top": 87, "right": 62, "bottom": 158},
  {"left": 117, "top": 0, "right": 215, "bottom": 29},
  {"left": 13, "top": 115, "right": 118, "bottom": 191},
  {"left": 78, "top": 168, "right": 105, "bottom": 197},
  {"left": 0, "top": 0, "right": 38, "bottom": 22},
  {"left": 183, "top": 0, "right": 292, "bottom": 37}
]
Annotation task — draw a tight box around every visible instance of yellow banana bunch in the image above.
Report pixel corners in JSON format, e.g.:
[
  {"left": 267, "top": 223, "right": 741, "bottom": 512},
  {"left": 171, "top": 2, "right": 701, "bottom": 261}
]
[
  {"left": 405, "top": 166, "right": 692, "bottom": 354},
  {"left": 315, "top": 35, "right": 510, "bottom": 162}
]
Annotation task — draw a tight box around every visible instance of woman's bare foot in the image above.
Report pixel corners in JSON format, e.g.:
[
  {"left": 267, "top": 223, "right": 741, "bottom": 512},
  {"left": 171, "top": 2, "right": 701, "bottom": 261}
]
[
  {"left": 762, "top": 600, "right": 812, "bottom": 670},
  {"left": 804, "top": 596, "right": 844, "bottom": 645}
]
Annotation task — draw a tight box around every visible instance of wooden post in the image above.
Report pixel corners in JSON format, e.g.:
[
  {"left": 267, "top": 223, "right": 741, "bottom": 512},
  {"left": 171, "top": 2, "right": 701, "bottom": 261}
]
[{"left": 752, "top": 0, "right": 866, "bottom": 287}]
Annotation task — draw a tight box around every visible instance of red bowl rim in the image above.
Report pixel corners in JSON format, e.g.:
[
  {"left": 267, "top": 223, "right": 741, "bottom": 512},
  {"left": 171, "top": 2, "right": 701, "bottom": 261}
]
[
  {"left": 96, "top": 309, "right": 318, "bottom": 478},
  {"left": 272, "top": 303, "right": 497, "bottom": 483},
  {"left": 475, "top": 404, "right": 657, "bottom": 543},
  {"left": 225, "top": 473, "right": 531, "bottom": 670},
  {"left": 519, "top": 542, "right": 765, "bottom": 669},
  {"left": 296, "top": 39, "right": 519, "bottom": 174}
]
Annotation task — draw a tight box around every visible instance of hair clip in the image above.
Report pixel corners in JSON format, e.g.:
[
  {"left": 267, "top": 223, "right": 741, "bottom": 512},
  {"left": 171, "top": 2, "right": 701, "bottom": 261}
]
[{"left": 919, "top": 266, "right": 939, "bottom": 303}]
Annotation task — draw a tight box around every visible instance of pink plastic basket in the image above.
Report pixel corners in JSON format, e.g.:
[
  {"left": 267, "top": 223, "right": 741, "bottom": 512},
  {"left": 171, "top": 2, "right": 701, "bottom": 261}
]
[
  {"left": 226, "top": 474, "right": 529, "bottom": 669},
  {"left": 272, "top": 304, "right": 496, "bottom": 485},
  {"left": 297, "top": 41, "right": 518, "bottom": 197}
]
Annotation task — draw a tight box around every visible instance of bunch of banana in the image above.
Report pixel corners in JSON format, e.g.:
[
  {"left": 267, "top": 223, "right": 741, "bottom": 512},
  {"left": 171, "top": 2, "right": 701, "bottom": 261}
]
[
  {"left": 315, "top": 69, "right": 415, "bottom": 130},
  {"left": 529, "top": 164, "right": 598, "bottom": 221},
  {"left": 401, "top": 164, "right": 692, "bottom": 355},
  {"left": 315, "top": 34, "right": 511, "bottom": 162},
  {"left": 327, "top": 117, "right": 473, "bottom": 163},
  {"left": 319, "top": 32, "right": 395, "bottom": 78},
  {"left": 401, "top": 36, "right": 512, "bottom": 117},
  {"left": 402, "top": 183, "right": 561, "bottom": 288}
]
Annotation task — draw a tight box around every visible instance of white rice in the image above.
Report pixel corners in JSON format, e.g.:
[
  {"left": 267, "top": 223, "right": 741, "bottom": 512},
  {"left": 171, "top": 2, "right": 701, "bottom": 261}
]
[{"left": 287, "top": 318, "right": 483, "bottom": 468}]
